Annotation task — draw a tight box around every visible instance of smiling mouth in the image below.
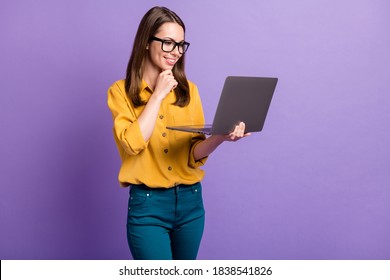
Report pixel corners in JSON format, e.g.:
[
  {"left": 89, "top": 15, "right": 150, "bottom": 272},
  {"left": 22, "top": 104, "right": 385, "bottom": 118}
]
[{"left": 165, "top": 57, "right": 177, "bottom": 65}]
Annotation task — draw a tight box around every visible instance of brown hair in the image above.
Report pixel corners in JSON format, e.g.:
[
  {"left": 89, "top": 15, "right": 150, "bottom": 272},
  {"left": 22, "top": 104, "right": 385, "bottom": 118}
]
[{"left": 125, "top": 6, "right": 190, "bottom": 107}]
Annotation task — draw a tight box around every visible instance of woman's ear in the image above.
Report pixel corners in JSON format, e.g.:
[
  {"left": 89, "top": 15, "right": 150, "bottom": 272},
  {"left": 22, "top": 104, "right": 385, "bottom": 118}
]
[{"left": 146, "top": 44, "right": 149, "bottom": 50}]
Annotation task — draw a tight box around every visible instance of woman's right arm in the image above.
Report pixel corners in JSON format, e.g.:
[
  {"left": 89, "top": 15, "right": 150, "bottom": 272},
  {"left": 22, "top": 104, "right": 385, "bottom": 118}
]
[
  {"left": 107, "top": 70, "right": 177, "bottom": 155},
  {"left": 138, "top": 70, "right": 178, "bottom": 141}
]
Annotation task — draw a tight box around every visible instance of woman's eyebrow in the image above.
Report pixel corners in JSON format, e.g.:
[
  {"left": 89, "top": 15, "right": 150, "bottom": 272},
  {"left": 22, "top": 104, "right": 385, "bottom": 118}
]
[{"left": 162, "top": 36, "right": 185, "bottom": 42}]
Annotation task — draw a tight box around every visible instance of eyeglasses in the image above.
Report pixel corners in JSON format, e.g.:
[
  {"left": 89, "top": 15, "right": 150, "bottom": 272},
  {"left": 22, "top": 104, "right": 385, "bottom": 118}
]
[{"left": 150, "top": 36, "right": 190, "bottom": 54}]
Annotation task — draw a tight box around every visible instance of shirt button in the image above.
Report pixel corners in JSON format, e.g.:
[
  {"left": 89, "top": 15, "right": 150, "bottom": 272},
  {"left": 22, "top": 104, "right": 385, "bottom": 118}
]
[
  {"left": 168, "top": 166, "right": 172, "bottom": 171},
  {"left": 162, "top": 132, "right": 167, "bottom": 137},
  {"left": 164, "top": 149, "right": 168, "bottom": 153},
  {"left": 159, "top": 115, "right": 164, "bottom": 119}
]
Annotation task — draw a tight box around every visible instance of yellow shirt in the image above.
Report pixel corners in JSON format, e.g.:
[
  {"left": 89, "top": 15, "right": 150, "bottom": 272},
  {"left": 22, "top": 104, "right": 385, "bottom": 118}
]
[{"left": 107, "top": 79, "right": 207, "bottom": 188}]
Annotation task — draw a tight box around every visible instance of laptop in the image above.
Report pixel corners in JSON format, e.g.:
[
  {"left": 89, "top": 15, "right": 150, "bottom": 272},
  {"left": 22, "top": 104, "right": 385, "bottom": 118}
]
[{"left": 166, "top": 76, "right": 278, "bottom": 135}]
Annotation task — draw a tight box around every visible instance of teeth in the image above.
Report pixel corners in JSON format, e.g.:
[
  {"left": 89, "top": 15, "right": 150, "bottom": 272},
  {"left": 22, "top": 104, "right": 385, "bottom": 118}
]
[{"left": 166, "top": 57, "right": 175, "bottom": 64}]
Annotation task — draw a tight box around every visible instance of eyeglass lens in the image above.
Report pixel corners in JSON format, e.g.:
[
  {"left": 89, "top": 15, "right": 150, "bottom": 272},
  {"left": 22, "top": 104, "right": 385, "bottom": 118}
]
[{"left": 162, "top": 40, "right": 189, "bottom": 54}]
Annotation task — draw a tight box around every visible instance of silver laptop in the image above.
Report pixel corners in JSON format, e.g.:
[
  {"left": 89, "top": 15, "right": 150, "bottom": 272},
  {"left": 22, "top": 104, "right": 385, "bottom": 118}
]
[{"left": 166, "top": 76, "right": 278, "bottom": 135}]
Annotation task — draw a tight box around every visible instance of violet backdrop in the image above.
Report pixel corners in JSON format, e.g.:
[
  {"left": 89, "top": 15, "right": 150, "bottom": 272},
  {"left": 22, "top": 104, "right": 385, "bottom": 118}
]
[{"left": 1, "top": 0, "right": 389, "bottom": 259}]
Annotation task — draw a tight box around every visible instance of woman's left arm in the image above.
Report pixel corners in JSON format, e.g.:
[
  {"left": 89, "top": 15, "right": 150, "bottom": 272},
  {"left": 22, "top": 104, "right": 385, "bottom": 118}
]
[{"left": 193, "top": 122, "right": 251, "bottom": 161}]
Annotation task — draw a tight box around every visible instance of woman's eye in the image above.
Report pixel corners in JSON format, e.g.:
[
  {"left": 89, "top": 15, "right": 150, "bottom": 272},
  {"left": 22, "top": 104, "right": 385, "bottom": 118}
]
[{"left": 164, "top": 41, "right": 175, "bottom": 47}]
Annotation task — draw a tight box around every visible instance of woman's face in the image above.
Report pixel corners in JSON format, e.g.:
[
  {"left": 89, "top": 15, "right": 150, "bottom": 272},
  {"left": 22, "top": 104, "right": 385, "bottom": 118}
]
[{"left": 147, "top": 22, "right": 185, "bottom": 71}]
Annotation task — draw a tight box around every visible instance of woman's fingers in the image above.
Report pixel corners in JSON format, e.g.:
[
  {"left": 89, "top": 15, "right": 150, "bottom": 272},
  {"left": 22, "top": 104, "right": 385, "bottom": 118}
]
[
  {"left": 228, "top": 122, "right": 247, "bottom": 141},
  {"left": 237, "top": 122, "right": 245, "bottom": 137},
  {"left": 162, "top": 70, "right": 178, "bottom": 90},
  {"left": 154, "top": 70, "right": 178, "bottom": 98}
]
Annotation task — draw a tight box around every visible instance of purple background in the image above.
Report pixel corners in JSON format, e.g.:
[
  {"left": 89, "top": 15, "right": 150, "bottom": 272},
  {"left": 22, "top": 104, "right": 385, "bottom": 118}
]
[{"left": 1, "top": 0, "right": 389, "bottom": 260}]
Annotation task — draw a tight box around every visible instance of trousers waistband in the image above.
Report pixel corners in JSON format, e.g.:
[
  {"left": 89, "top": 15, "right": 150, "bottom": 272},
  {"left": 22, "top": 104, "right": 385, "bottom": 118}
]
[{"left": 129, "top": 182, "right": 201, "bottom": 194}]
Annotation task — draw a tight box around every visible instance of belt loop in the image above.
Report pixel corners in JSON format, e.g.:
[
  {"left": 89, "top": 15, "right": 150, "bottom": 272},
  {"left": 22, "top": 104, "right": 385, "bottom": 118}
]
[{"left": 129, "top": 184, "right": 136, "bottom": 194}]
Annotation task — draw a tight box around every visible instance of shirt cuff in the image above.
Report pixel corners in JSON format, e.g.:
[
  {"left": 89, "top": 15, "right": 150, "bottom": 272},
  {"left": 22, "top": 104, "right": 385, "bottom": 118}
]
[{"left": 121, "top": 120, "right": 148, "bottom": 155}]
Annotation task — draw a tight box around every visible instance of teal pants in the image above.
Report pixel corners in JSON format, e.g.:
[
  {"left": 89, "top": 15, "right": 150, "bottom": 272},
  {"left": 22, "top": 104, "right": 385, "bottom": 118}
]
[{"left": 126, "top": 182, "right": 205, "bottom": 260}]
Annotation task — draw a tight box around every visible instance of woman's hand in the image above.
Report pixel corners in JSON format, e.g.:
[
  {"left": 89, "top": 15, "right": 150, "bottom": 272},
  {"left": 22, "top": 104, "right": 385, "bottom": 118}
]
[
  {"left": 152, "top": 69, "right": 178, "bottom": 101},
  {"left": 223, "top": 122, "right": 251, "bottom": 142},
  {"left": 193, "top": 122, "right": 251, "bottom": 160}
]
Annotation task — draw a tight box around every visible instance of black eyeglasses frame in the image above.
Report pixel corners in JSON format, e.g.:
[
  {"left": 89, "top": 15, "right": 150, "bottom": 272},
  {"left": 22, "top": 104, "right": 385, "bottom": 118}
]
[{"left": 149, "top": 36, "right": 190, "bottom": 54}]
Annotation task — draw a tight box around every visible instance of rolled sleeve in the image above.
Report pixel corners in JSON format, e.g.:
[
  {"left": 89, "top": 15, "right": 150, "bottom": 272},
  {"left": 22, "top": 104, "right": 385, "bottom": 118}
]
[
  {"left": 107, "top": 81, "right": 148, "bottom": 156},
  {"left": 188, "top": 138, "right": 207, "bottom": 168},
  {"left": 119, "top": 119, "right": 148, "bottom": 155}
]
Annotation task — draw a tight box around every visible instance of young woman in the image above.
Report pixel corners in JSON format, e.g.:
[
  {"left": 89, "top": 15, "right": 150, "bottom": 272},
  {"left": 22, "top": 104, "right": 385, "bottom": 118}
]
[{"left": 107, "top": 6, "right": 249, "bottom": 260}]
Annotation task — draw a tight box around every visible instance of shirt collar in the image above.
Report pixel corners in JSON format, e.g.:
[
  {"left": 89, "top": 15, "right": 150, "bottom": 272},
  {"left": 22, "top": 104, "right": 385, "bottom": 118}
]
[
  {"left": 140, "top": 79, "right": 153, "bottom": 101},
  {"left": 140, "top": 79, "right": 175, "bottom": 102},
  {"left": 140, "top": 79, "right": 150, "bottom": 92}
]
